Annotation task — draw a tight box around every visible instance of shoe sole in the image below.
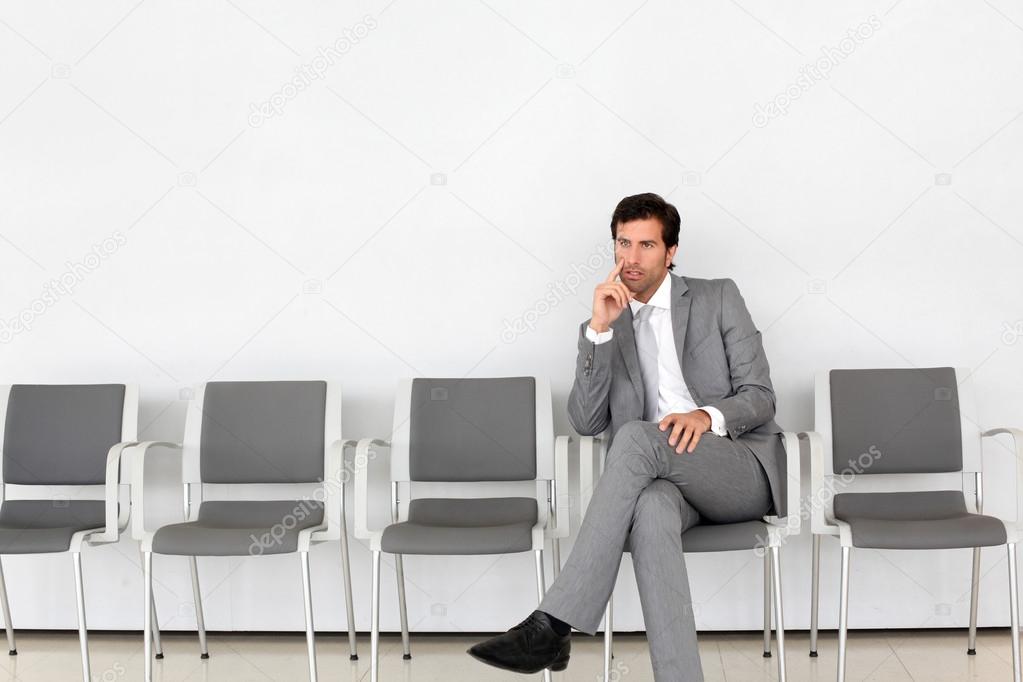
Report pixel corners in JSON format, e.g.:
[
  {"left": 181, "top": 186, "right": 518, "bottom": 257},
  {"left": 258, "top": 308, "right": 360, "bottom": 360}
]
[{"left": 467, "top": 646, "right": 571, "bottom": 674}]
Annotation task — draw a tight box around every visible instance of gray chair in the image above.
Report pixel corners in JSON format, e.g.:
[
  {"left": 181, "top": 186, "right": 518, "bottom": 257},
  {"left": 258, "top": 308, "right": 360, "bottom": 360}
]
[
  {"left": 353, "top": 376, "right": 570, "bottom": 682},
  {"left": 579, "top": 429, "right": 801, "bottom": 682},
  {"left": 0, "top": 383, "right": 163, "bottom": 682},
  {"left": 806, "top": 367, "right": 1023, "bottom": 682},
  {"left": 130, "top": 380, "right": 358, "bottom": 682}
]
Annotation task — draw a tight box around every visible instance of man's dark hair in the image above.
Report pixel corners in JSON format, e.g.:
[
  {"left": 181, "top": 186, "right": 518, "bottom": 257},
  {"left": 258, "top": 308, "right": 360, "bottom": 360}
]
[{"left": 609, "top": 193, "right": 681, "bottom": 271}]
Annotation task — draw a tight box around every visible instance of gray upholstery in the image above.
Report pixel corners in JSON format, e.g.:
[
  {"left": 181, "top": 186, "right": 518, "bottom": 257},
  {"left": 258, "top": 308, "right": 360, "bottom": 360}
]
[
  {"left": 624, "top": 520, "right": 769, "bottom": 554},
  {"left": 829, "top": 367, "right": 962, "bottom": 475},
  {"left": 200, "top": 381, "right": 326, "bottom": 484},
  {"left": 0, "top": 500, "right": 106, "bottom": 554},
  {"left": 682, "top": 520, "right": 770, "bottom": 553},
  {"left": 152, "top": 500, "right": 324, "bottom": 556},
  {"left": 833, "top": 490, "right": 1007, "bottom": 549},
  {"left": 409, "top": 377, "right": 536, "bottom": 482},
  {"left": 3, "top": 384, "right": 125, "bottom": 485},
  {"left": 380, "top": 497, "right": 538, "bottom": 555}
]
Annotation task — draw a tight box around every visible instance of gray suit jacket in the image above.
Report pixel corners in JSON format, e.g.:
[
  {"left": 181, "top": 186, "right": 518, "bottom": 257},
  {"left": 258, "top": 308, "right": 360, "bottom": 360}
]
[{"left": 567, "top": 273, "right": 785, "bottom": 515}]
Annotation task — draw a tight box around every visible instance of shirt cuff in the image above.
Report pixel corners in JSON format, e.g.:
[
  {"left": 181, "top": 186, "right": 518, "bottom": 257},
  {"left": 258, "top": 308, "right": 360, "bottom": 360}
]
[
  {"left": 585, "top": 326, "right": 614, "bottom": 345},
  {"left": 699, "top": 405, "right": 727, "bottom": 436}
]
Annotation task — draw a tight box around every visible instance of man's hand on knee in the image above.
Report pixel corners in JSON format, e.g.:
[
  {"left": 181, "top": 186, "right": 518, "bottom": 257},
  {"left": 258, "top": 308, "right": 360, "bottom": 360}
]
[{"left": 658, "top": 410, "right": 712, "bottom": 454}]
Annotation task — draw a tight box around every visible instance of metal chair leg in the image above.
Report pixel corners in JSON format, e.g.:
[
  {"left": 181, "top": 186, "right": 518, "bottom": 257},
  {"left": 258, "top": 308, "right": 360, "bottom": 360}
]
[
  {"left": 534, "top": 549, "right": 546, "bottom": 603},
  {"left": 771, "top": 546, "right": 787, "bottom": 682},
  {"left": 72, "top": 552, "right": 90, "bottom": 682},
  {"left": 370, "top": 551, "right": 381, "bottom": 682},
  {"left": 968, "top": 546, "right": 981, "bottom": 655},
  {"left": 1008, "top": 543, "right": 1021, "bottom": 682},
  {"left": 144, "top": 551, "right": 153, "bottom": 682},
  {"left": 300, "top": 551, "right": 318, "bottom": 682},
  {"left": 763, "top": 551, "right": 772, "bottom": 658},
  {"left": 552, "top": 537, "right": 562, "bottom": 583},
  {"left": 810, "top": 534, "right": 820, "bottom": 657},
  {"left": 837, "top": 546, "right": 851, "bottom": 682},
  {"left": 395, "top": 554, "right": 411, "bottom": 660},
  {"left": 0, "top": 558, "right": 16, "bottom": 655},
  {"left": 534, "top": 550, "right": 552, "bottom": 682},
  {"left": 339, "top": 523, "right": 358, "bottom": 660},
  {"left": 138, "top": 548, "right": 163, "bottom": 660},
  {"left": 609, "top": 594, "right": 614, "bottom": 661},
  {"left": 150, "top": 592, "right": 163, "bottom": 659},
  {"left": 603, "top": 597, "right": 613, "bottom": 682},
  {"left": 189, "top": 556, "right": 209, "bottom": 659}
]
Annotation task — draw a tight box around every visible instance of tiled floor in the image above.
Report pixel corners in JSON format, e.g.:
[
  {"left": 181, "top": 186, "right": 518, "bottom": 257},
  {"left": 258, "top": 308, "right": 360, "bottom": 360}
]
[{"left": 0, "top": 629, "right": 1014, "bottom": 681}]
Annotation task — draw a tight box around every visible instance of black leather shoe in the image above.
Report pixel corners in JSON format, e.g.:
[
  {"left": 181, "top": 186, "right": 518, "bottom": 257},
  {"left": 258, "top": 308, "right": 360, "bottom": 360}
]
[{"left": 467, "top": 611, "right": 571, "bottom": 674}]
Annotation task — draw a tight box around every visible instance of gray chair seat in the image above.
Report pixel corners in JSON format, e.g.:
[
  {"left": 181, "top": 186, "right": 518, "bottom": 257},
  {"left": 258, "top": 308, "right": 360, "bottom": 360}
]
[
  {"left": 381, "top": 497, "right": 538, "bottom": 555},
  {"left": 624, "top": 519, "right": 770, "bottom": 554},
  {"left": 683, "top": 520, "right": 770, "bottom": 553},
  {"left": 152, "top": 500, "right": 324, "bottom": 556},
  {"left": 833, "top": 490, "right": 1007, "bottom": 550},
  {"left": 0, "top": 500, "right": 106, "bottom": 554}
]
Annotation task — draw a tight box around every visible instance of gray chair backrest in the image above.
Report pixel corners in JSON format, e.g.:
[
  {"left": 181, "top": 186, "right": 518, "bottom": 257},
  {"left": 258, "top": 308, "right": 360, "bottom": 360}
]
[
  {"left": 200, "top": 381, "right": 326, "bottom": 484},
  {"left": 829, "top": 367, "right": 963, "bottom": 475},
  {"left": 3, "top": 384, "right": 126, "bottom": 485},
  {"left": 409, "top": 377, "right": 536, "bottom": 482}
]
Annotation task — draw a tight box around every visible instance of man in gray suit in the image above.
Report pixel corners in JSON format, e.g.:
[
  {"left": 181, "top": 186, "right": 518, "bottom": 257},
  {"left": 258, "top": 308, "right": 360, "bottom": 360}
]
[{"left": 469, "top": 193, "right": 783, "bottom": 681}]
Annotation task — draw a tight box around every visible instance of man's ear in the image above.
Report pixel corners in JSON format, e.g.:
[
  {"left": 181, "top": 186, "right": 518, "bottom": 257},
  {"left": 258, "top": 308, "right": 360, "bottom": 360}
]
[{"left": 665, "top": 244, "right": 678, "bottom": 267}]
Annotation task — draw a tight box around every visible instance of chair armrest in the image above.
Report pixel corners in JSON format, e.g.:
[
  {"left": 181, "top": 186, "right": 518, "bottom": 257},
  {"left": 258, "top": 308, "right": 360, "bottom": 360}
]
[
  {"left": 353, "top": 438, "right": 390, "bottom": 542},
  {"left": 310, "top": 438, "right": 359, "bottom": 543},
  {"left": 767, "top": 431, "right": 802, "bottom": 537},
  {"left": 800, "top": 431, "right": 833, "bottom": 535},
  {"left": 129, "top": 441, "right": 183, "bottom": 540},
  {"left": 578, "top": 431, "right": 608, "bottom": 516},
  {"left": 545, "top": 436, "right": 572, "bottom": 539},
  {"left": 93, "top": 440, "right": 139, "bottom": 543},
  {"left": 982, "top": 428, "right": 1023, "bottom": 525}
]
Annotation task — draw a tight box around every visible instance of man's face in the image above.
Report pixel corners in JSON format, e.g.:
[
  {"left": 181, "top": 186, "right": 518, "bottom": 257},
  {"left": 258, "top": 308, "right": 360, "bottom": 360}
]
[{"left": 613, "top": 218, "right": 677, "bottom": 297}]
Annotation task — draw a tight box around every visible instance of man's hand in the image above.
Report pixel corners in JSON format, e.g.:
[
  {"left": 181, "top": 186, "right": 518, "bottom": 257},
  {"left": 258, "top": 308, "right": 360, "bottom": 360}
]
[
  {"left": 659, "top": 410, "right": 712, "bottom": 454},
  {"left": 590, "top": 259, "right": 633, "bottom": 333}
]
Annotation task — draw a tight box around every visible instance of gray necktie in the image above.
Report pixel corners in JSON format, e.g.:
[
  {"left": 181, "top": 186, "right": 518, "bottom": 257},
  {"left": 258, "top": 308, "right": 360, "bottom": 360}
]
[{"left": 634, "top": 305, "right": 660, "bottom": 421}]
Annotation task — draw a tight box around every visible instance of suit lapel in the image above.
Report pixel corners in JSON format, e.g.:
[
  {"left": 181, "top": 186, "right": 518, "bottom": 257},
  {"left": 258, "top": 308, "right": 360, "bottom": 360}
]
[
  {"left": 670, "top": 274, "right": 695, "bottom": 399},
  {"left": 612, "top": 306, "right": 645, "bottom": 406}
]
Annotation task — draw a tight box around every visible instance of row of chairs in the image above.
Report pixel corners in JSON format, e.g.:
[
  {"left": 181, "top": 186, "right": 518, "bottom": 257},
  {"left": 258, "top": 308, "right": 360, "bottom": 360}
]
[
  {"left": 0, "top": 377, "right": 569, "bottom": 682},
  {"left": 0, "top": 368, "right": 1020, "bottom": 682}
]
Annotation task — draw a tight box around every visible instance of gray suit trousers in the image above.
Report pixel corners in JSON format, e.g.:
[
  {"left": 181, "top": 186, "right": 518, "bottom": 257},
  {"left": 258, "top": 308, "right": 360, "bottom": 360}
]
[{"left": 539, "top": 420, "right": 771, "bottom": 682}]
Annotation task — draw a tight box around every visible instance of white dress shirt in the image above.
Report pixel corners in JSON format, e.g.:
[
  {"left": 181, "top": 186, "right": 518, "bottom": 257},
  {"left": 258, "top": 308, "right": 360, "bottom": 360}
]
[{"left": 585, "top": 273, "right": 727, "bottom": 435}]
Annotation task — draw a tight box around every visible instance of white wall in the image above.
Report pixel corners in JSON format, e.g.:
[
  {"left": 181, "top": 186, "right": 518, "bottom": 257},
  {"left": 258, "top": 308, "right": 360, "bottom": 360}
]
[{"left": 1, "top": 0, "right": 1022, "bottom": 635}]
